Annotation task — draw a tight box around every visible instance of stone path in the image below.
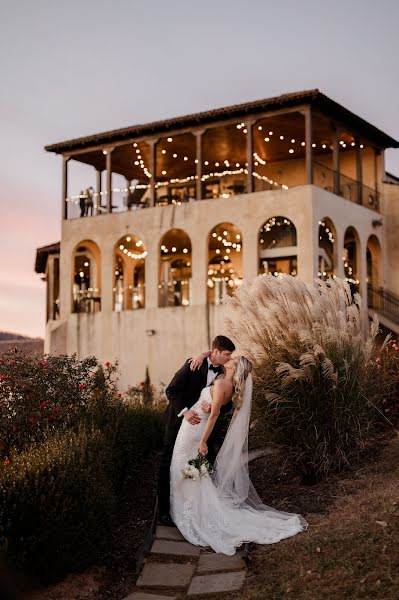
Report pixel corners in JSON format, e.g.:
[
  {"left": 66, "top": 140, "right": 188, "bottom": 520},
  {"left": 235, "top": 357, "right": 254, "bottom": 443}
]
[{"left": 123, "top": 525, "right": 247, "bottom": 599}]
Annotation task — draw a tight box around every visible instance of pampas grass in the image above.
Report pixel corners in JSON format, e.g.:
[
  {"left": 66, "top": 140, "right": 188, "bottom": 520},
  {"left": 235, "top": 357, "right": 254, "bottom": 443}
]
[{"left": 224, "top": 275, "right": 379, "bottom": 482}]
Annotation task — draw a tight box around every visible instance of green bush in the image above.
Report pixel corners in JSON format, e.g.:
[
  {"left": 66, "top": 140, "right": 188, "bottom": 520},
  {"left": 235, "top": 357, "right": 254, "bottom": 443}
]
[
  {"left": 0, "top": 351, "right": 163, "bottom": 584},
  {"left": 225, "top": 275, "right": 380, "bottom": 482}
]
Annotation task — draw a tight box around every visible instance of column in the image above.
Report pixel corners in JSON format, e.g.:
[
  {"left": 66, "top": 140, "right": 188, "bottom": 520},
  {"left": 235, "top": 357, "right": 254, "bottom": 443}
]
[
  {"left": 355, "top": 139, "right": 363, "bottom": 205},
  {"left": 358, "top": 236, "right": 368, "bottom": 332},
  {"left": 243, "top": 225, "right": 259, "bottom": 282},
  {"left": 105, "top": 149, "right": 113, "bottom": 213},
  {"left": 96, "top": 169, "right": 102, "bottom": 215},
  {"left": 195, "top": 130, "right": 204, "bottom": 200},
  {"left": 304, "top": 109, "right": 313, "bottom": 184},
  {"left": 191, "top": 235, "right": 208, "bottom": 306},
  {"left": 148, "top": 139, "right": 158, "bottom": 207},
  {"left": 62, "top": 156, "right": 70, "bottom": 220},
  {"left": 101, "top": 243, "right": 115, "bottom": 313},
  {"left": 145, "top": 238, "right": 159, "bottom": 308},
  {"left": 333, "top": 125, "right": 340, "bottom": 195},
  {"left": 245, "top": 120, "right": 255, "bottom": 193},
  {"left": 334, "top": 226, "right": 346, "bottom": 279}
]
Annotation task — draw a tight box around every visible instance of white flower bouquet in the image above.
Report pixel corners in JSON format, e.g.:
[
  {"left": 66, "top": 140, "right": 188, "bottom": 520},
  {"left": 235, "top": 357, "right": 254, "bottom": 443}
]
[{"left": 182, "top": 454, "right": 213, "bottom": 480}]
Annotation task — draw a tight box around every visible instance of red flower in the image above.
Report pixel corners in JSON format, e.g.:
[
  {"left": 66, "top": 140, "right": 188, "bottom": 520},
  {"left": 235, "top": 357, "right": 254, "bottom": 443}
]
[
  {"left": 41, "top": 401, "right": 47, "bottom": 408},
  {"left": 139, "top": 381, "right": 145, "bottom": 387},
  {"left": 3, "top": 458, "right": 10, "bottom": 465},
  {"left": 41, "top": 361, "right": 48, "bottom": 367},
  {"left": 54, "top": 406, "right": 61, "bottom": 413},
  {"left": 79, "top": 384, "right": 86, "bottom": 390},
  {"left": 0, "top": 375, "right": 7, "bottom": 380},
  {"left": 105, "top": 361, "right": 111, "bottom": 367},
  {"left": 118, "top": 392, "right": 122, "bottom": 397},
  {"left": 9, "top": 360, "right": 16, "bottom": 365}
]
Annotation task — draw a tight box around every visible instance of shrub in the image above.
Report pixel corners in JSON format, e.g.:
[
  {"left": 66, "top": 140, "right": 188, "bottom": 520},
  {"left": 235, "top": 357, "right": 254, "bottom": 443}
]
[
  {"left": 0, "top": 400, "right": 163, "bottom": 583},
  {"left": 225, "top": 275, "right": 379, "bottom": 482}
]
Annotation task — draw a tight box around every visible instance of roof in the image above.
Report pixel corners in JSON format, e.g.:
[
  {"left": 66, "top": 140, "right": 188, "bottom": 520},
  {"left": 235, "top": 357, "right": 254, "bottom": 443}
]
[
  {"left": 384, "top": 171, "right": 399, "bottom": 185},
  {"left": 35, "top": 242, "right": 60, "bottom": 274},
  {"left": 45, "top": 89, "right": 399, "bottom": 154}
]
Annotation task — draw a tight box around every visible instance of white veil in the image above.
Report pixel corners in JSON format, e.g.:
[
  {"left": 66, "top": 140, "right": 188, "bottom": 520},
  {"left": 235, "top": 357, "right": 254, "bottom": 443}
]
[{"left": 213, "top": 373, "right": 308, "bottom": 526}]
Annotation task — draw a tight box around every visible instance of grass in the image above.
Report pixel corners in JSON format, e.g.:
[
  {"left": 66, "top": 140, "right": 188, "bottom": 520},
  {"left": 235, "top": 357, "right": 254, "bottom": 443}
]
[{"left": 189, "top": 431, "right": 399, "bottom": 600}]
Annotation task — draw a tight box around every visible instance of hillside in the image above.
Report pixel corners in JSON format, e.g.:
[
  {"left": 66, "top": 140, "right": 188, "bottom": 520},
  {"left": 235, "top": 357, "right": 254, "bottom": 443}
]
[{"left": 0, "top": 331, "right": 44, "bottom": 356}]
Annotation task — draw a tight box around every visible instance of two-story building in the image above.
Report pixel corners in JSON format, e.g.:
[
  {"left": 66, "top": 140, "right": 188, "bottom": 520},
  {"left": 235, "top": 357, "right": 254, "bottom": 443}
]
[{"left": 35, "top": 89, "right": 399, "bottom": 387}]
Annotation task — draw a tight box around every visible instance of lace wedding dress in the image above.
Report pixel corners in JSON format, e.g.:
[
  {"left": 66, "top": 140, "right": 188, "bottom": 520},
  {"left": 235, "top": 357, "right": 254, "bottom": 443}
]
[{"left": 170, "top": 377, "right": 307, "bottom": 555}]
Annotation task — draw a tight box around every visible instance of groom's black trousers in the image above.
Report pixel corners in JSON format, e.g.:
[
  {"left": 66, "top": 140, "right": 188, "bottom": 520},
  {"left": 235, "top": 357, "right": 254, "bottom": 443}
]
[{"left": 157, "top": 418, "right": 219, "bottom": 517}]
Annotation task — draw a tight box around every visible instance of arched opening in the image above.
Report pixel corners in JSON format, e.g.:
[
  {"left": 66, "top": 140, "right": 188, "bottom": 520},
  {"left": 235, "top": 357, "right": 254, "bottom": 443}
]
[
  {"left": 159, "top": 229, "right": 192, "bottom": 307},
  {"left": 208, "top": 223, "right": 243, "bottom": 304},
  {"left": 366, "top": 235, "right": 382, "bottom": 290},
  {"left": 72, "top": 240, "right": 101, "bottom": 313},
  {"left": 258, "top": 216, "right": 297, "bottom": 276},
  {"left": 318, "top": 218, "right": 336, "bottom": 280},
  {"left": 114, "top": 234, "right": 146, "bottom": 311},
  {"left": 343, "top": 226, "right": 361, "bottom": 295}
]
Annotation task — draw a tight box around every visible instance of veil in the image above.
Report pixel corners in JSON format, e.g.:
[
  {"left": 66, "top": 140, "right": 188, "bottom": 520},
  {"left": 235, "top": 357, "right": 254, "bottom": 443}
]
[{"left": 213, "top": 373, "right": 308, "bottom": 526}]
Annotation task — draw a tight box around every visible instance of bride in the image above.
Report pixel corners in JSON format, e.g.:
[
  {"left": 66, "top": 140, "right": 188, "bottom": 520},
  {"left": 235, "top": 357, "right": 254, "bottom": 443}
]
[{"left": 170, "top": 355, "right": 308, "bottom": 555}]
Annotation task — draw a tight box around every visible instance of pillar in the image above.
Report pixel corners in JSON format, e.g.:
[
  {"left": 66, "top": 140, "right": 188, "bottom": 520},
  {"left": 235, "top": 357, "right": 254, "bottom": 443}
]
[
  {"left": 245, "top": 120, "right": 255, "bottom": 193},
  {"left": 333, "top": 125, "right": 340, "bottom": 195},
  {"left": 145, "top": 238, "right": 159, "bottom": 308},
  {"left": 355, "top": 139, "right": 363, "bottom": 205},
  {"left": 334, "top": 226, "right": 346, "bottom": 279},
  {"left": 195, "top": 130, "right": 204, "bottom": 200},
  {"left": 304, "top": 109, "right": 313, "bottom": 184},
  {"left": 148, "top": 139, "right": 158, "bottom": 208},
  {"left": 62, "top": 156, "right": 70, "bottom": 220},
  {"left": 96, "top": 169, "right": 102, "bottom": 215},
  {"left": 105, "top": 149, "right": 113, "bottom": 213},
  {"left": 191, "top": 235, "right": 208, "bottom": 306}
]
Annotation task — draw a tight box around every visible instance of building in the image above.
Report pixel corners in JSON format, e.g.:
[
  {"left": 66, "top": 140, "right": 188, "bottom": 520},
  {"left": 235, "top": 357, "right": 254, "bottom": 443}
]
[{"left": 35, "top": 89, "right": 399, "bottom": 388}]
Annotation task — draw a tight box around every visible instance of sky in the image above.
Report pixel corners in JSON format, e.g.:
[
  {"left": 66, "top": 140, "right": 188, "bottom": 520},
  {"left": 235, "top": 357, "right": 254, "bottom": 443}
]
[{"left": 0, "top": 0, "right": 398, "bottom": 338}]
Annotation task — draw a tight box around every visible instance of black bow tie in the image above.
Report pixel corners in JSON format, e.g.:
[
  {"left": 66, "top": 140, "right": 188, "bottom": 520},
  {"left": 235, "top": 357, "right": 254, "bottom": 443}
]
[{"left": 208, "top": 364, "right": 220, "bottom": 373}]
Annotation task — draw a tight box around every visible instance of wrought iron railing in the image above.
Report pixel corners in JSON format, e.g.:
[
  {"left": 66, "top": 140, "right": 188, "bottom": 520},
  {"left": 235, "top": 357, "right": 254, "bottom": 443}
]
[
  {"left": 314, "top": 162, "right": 380, "bottom": 212},
  {"left": 367, "top": 285, "right": 399, "bottom": 325}
]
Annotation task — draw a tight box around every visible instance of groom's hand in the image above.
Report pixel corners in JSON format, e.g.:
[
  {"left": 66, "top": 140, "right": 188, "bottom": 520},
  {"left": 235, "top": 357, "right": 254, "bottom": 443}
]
[{"left": 184, "top": 410, "right": 201, "bottom": 425}]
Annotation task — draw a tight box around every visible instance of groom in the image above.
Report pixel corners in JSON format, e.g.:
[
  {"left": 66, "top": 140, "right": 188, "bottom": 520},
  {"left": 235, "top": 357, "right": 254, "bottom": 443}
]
[{"left": 157, "top": 335, "right": 236, "bottom": 526}]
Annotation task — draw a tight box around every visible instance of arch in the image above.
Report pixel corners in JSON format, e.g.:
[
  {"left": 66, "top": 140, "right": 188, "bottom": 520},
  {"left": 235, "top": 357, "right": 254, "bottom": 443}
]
[
  {"left": 258, "top": 216, "right": 297, "bottom": 276},
  {"left": 318, "top": 217, "right": 337, "bottom": 280},
  {"left": 207, "top": 222, "right": 243, "bottom": 304},
  {"left": 71, "top": 239, "right": 101, "bottom": 313},
  {"left": 343, "top": 226, "right": 361, "bottom": 294},
  {"left": 114, "top": 233, "right": 146, "bottom": 311},
  {"left": 159, "top": 229, "right": 192, "bottom": 307},
  {"left": 366, "top": 234, "right": 382, "bottom": 290}
]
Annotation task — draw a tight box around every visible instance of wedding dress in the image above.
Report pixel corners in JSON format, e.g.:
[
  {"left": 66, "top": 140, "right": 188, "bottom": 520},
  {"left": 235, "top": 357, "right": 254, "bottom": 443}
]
[{"left": 170, "top": 375, "right": 307, "bottom": 555}]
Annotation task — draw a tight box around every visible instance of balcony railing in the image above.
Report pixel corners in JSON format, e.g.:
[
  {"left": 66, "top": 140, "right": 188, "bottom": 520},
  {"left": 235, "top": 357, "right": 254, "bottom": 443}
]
[
  {"left": 368, "top": 285, "right": 399, "bottom": 325},
  {"left": 314, "top": 162, "right": 380, "bottom": 212}
]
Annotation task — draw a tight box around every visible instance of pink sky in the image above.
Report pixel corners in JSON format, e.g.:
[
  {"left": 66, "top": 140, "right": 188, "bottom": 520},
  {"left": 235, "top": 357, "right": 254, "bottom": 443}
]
[{"left": 1, "top": 0, "right": 398, "bottom": 338}]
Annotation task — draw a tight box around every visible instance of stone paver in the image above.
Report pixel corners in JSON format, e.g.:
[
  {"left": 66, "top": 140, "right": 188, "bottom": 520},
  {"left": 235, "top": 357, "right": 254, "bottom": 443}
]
[
  {"left": 137, "top": 562, "right": 195, "bottom": 588},
  {"left": 197, "top": 551, "right": 245, "bottom": 573},
  {"left": 151, "top": 539, "right": 201, "bottom": 557},
  {"left": 187, "top": 570, "right": 246, "bottom": 596},
  {"left": 155, "top": 526, "right": 186, "bottom": 541},
  {"left": 123, "top": 593, "right": 177, "bottom": 600}
]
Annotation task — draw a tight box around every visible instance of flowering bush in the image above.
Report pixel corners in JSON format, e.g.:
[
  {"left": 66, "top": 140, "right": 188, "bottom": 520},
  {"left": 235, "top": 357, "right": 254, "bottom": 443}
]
[{"left": 0, "top": 351, "right": 119, "bottom": 460}]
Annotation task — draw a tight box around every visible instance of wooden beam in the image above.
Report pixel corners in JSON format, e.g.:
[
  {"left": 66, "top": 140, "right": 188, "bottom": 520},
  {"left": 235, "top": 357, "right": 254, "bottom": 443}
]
[
  {"left": 105, "top": 149, "right": 113, "bottom": 213},
  {"left": 61, "top": 156, "right": 69, "bottom": 220},
  {"left": 148, "top": 139, "right": 158, "bottom": 207},
  {"left": 355, "top": 138, "right": 363, "bottom": 205},
  {"left": 245, "top": 120, "right": 255, "bottom": 193},
  {"left": 195, "top": 130, "right": 205, "bottom": 200},
  {"left": 96, "top": 169, "right": 102, "bottom": 215}
]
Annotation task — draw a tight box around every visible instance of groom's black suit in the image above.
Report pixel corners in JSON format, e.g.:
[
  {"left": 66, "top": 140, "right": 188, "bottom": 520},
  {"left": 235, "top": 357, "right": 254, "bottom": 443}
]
[{"left": 157, "top": 358, "right": 233, "bottom": 517}]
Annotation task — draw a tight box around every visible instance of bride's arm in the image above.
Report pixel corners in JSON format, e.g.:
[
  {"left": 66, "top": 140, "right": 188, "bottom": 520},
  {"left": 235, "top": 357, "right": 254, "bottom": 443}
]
[
  {"left": 198, "top": 381, "right": 231, "bottom": 456},
  {"left": 189, "top": 350, "right": 211, "bottom": 371}
]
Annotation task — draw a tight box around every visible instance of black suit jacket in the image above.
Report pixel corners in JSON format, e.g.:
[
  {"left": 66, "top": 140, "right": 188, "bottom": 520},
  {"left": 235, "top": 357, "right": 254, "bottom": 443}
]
[{"left": 164, "top": 359, "right": 232, "bottom": 432}]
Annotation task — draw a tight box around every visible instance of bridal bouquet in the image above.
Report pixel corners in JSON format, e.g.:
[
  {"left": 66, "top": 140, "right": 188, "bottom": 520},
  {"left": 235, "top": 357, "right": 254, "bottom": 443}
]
[{"left": 182, "top": 454, "right": 213, "bottom": 480}]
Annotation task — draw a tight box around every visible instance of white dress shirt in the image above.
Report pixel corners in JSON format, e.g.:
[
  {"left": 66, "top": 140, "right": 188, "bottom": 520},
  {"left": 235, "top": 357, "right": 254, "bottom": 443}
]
[{"left": 177, "top": 358, "right": 219, "bottom": 418}]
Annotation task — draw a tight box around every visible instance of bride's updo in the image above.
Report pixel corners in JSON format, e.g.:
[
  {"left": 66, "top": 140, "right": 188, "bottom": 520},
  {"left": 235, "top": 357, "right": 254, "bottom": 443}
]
[{"left": 232, "top": 356, "right": 252, "bottom": 410}]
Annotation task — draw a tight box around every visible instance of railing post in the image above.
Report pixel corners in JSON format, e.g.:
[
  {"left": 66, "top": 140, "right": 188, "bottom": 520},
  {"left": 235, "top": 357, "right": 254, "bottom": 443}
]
[
  {"left": 355, "top": 139, "right": 363, "bottom": 205},
  {"left": 148, "top": 139, "right": 158, "bottom": 208},
  {"left": 62, "top": 156, "right": 70, "bottom": 220},
  {"left": 245, "top": 119, "right": 255, "bottom": 193},
  {"left": 333, "top": 125, "right": 340, "bottom": 195},
  {"left": 195, "top": 130, "right": 205, "bottom": 201}
]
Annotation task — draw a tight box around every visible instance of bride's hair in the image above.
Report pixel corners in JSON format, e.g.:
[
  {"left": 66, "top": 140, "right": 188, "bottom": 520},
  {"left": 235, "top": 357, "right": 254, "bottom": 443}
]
[{"left": 232, "top": 356, "right": 252, "bottom": 410}]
